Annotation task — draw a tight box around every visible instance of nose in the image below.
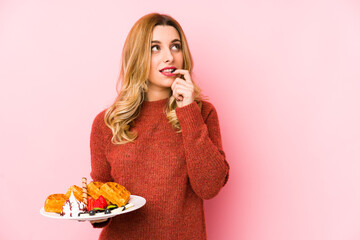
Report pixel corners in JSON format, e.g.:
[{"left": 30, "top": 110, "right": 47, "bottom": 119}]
[{"left": 162, "top": 48, "right": 174, "bottom": 63}]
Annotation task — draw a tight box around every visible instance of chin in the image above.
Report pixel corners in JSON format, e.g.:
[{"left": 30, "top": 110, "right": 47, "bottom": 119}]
[
  {"left": 148, "top": 75, "right": 176, "bottom": 88},
  {"left": 161, "top": 75, "right": 176, "bottom": 83}
]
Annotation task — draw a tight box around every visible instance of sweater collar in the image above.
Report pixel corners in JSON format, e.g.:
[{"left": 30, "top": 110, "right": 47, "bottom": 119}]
[{"left": 140, "top": 97, "right": 169, "bottom": 115}]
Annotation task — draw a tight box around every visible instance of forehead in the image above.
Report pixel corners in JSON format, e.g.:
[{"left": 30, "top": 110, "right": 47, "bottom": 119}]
[{"left": 151, "top": 25, "right": 180, "bottom": 42}]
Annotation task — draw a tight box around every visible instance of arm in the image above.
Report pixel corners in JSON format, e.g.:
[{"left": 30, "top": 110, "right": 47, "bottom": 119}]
[
  {"left": 175, "top": 101, "right": 229, "bottom": 200},
  {"left": 89, "top": 110, "right": 113, "bottom": 227},
  {"left": 90, "top": 110, "right": 114, "bottom": 183}
]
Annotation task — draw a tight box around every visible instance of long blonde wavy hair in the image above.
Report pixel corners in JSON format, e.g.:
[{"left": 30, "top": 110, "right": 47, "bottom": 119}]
[{"left": 105, "top": 13, "right": 204, "bottom": 144}]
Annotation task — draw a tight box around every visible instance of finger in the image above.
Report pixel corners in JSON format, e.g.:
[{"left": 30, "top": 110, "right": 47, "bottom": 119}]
[
  {"left": 171, "top": 78, "right": 179, "bottom": 91},
  {"left": 172, "top": 69, "right": 192, "bottom": 83},
  {"left": 90, "top": 218, "right": 108, "bottom": 224},
  {"left": 171, "top": 78, "right": 188, "bottom": 91},
  {"left": 174, "top": 85, "right": 190, "bottom": 93},
  {"left": 172, "top": 87, "right": 181, "bottom": 100},
  {"left": 173, "top": 87, "right": 189, "bottom": 100},
  {"left": 172, "top": 83, "right": 193, "bottom": 101},
  {"left": 174, "top": 93, "right": 183, "bottom": 101},
  {"left": 171, "top": 78, "right": 192, "bottom": 92},
  {"left": 172, "top": 83, "right": 189, "bottom": 93},
  {"left": 172, "top": 87, "right": 185, "bottom": 100},
  {"left": 175, "top": 96, "right": 184, "bottom": 101}
]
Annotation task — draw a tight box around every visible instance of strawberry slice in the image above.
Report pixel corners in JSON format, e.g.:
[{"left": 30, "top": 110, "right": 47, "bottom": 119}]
[
  {"left": 88, "top": 197, "right": 95, "bottom": 211},
  {"left": 94, "top": 195, "right": 107, "bottom": 209},
  {"left": 98, "top": 195, "right": 108, "bottom": 209},
  {"left": 93, "top": 198, "right": 102, "bottom": 209}
]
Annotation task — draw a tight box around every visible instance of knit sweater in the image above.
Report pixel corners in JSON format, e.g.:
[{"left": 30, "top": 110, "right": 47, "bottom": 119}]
[{"left": 90, "top": 98, "right": 229, "bottom": 240}]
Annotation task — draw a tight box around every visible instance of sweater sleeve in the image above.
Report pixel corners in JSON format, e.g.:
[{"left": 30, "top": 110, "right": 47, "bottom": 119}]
[
  {"left": 175, "top": 101, "right": 229, "bottom": 200},
  {"left": 89, "top": 111, "right": 114, "bottom": 228},
  {"left": 90, "top": 110, "right": 114, "bottom": 183}
]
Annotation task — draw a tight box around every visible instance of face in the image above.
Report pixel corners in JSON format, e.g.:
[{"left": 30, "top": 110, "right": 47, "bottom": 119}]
[{"left": 148, "top": 25, "right": 183, "bottom": 96}]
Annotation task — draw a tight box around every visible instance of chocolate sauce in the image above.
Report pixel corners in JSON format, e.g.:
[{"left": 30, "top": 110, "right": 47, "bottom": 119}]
[{"left": 60, "top": 196, "right": 86, "bottom": 217}]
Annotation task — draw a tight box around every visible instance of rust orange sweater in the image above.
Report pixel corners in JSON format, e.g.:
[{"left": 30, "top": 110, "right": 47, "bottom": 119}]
[{"left": 90, "top": 98, "right": 229, "bottom": 240}]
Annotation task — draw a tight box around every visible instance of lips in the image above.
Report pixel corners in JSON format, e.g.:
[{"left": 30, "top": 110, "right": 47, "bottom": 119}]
[{"left": 159, "top": 66, "right": 177, "bottom": 77}]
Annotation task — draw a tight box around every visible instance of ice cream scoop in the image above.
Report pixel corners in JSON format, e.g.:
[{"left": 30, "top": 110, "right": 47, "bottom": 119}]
[{"left": 60, "top": 191, "right": 87, "bottom": 217}]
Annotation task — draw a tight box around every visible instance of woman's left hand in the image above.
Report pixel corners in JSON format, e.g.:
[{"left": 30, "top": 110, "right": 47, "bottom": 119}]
[{"left": 171, "top": 69, "right": 195, "bottom": 107}]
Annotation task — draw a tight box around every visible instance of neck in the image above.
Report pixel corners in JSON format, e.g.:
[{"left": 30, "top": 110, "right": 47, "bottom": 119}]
[{"left": 145, "top": 88, "right": 171, "bottom": 102}]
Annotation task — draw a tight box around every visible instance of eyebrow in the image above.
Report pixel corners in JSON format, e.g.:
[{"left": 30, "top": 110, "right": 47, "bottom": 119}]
[{"left": 151, "top": 39, "right": 181, "bottom": 44}]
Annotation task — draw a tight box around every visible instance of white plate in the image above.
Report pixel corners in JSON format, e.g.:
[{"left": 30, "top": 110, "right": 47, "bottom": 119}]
[{"left": 40, "top": 195, "right": 146, "bottom": 221}]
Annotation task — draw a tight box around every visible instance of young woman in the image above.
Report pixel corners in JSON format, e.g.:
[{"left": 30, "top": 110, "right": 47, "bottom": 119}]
[{"left": 90, "top": 12, "right": 229, "bottom": 239}]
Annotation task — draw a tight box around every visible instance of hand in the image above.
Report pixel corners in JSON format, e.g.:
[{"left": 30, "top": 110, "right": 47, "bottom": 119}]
[
  {"left": 171, "top": 69, "right": 195, "bottom": 107},
  {"left": 90, "top": 218, "right": 109, "bottom": 224}
]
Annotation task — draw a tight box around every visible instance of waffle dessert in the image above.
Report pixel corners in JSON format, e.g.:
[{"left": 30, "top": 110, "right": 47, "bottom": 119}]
[
  {"left": 87, "top": 181, "right": 104, "bottom": 200},
  {"left": 43, "top": 180, "right": 131, "bottom": 215},
  {"left": 44, "top": 194, "right": 67, "bottom": 213},
  {"left": 65, "top": 185, "right": 83, "bottom": 202},
  {"left": 100, "top": 182, "right": 131, "bottom": 207}
]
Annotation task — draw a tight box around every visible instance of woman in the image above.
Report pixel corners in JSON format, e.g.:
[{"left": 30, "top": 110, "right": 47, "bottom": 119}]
[{"left": 90, "top": 12, "right": 229, "bottom": 239}]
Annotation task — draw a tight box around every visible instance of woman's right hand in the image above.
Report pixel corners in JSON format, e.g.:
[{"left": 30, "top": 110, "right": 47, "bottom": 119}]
[{"left": 90, "top": 218, "right": 109, "bottom": 224}]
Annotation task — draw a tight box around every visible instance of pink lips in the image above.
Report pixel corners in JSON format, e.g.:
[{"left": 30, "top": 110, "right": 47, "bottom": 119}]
[
  {"left": 159, "top": 66, "right": 177, "bottom": 77},
  {"left": 161, "top": 71, "right": 175, "bottom": 76}
]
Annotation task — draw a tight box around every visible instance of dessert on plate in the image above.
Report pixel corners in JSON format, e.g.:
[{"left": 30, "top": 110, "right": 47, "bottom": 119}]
[
  {"left": 44, "top": 194, "right": 67, "bottom": 214},
  {"left": 61, "top": 191, "right": 87, "bottom": 217},
  {"left": 43, "top": 177, "right": 132, "bottom": 217}
]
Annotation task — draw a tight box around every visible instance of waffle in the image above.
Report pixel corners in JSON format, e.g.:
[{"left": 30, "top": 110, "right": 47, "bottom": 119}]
[
  {"left": 87, "top": 181, "right": 104, "bottom": 200},
  {"left": 100, "top": 182, "right": 130, "bottom": 207},
  {"left": 65, "top": 185, "right": 83, "bottom": 202},
  {"left": 44, "top": 194, "right": 67, "bottom": 213}
]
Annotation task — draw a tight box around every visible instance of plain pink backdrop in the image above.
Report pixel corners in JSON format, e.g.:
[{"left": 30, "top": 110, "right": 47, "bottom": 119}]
[{"left": 1, "top": 0, "right": 360, "bottom": 239}]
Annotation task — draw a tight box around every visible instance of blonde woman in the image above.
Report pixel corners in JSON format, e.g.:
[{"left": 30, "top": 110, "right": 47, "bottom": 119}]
[{"left": 90, "top": 12, "right": 229, "bottom": 240}]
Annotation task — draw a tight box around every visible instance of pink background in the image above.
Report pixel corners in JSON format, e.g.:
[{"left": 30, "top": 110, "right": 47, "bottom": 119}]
[{"left": 1, "top": 0, "right": 360, "bottom": 239}]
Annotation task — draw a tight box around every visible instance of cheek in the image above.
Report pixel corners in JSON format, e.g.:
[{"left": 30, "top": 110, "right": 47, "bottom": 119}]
[
  {"left": 151, "top": 56, "right": 161, "bottom": 69},
  {"left": 149, "top": 58, "right": 158, "bottom": 77},
  {"left": 176, "top": 53, "right": 184, "bottom": 65}
]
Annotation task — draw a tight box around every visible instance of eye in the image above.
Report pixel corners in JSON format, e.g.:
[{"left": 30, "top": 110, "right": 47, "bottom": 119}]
[
  {"left": 171, "top": 44, "right": 182, "bottom": 51},
  {"left": 151, "top": 45, "right": 160, "bottom": 52}
]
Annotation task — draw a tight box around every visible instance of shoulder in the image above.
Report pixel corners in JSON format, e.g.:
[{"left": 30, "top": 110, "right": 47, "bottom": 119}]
[
  {"left": 91, "top": 109, "right": 112, "bottom": 137},
  {"left": 93, "top": 109, "right": 107, "bottom": 125},
  {"left": 92, "top": 109, "right": 106, "bottom": 128}
]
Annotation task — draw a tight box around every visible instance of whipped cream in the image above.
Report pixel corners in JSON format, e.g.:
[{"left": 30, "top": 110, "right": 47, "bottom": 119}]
[{"left": 60, "top": 191, "right": 87, "bottom": 217}]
